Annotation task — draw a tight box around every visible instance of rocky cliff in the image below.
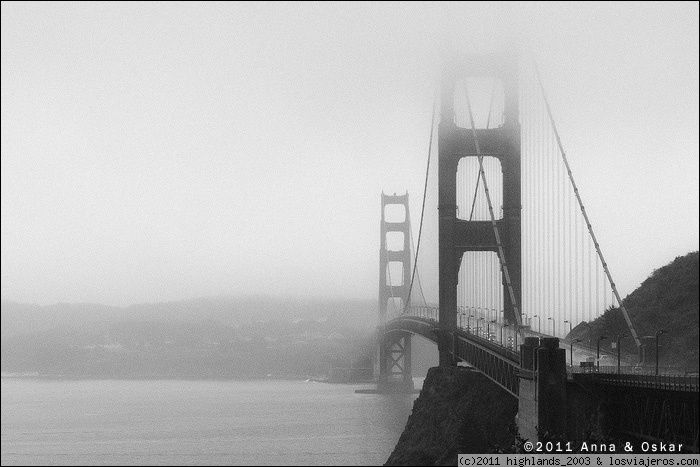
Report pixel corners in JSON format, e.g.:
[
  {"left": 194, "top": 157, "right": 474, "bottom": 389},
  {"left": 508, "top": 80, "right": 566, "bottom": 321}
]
[{"left": 385, "top": 366, "right": 518, "bottom": 465}]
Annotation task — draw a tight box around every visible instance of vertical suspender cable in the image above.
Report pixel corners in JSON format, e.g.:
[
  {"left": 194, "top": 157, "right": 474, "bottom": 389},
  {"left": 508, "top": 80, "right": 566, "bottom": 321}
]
[
  {"left": 519, "top": 77, "right": 532, "bottom": 320},
  {"left": 574, "top": 162, "right": 579, "bottom": 326},
  {"left": 560, "top": 141, "right": 566, "bottom": 330},
  {"left": 539, "top": 77, "right": 543, "bottom": 324},
  {"left": 534, "top": 62, "right": 641, "bottom": 350},
  {"left": 588, "top": 235, "right": 593, "bottom": 322},
  {"left": 557, "top": 125, "right": 562, "bottom": 331},
  {"left": 596, "top": 240, "right": 600, "bottom": 313},
  {"left": 568, "top": 150, "right": 573, "bottom": 325},
  {"left": 547, "top": 114, "right": 553, "bottom": 326}
]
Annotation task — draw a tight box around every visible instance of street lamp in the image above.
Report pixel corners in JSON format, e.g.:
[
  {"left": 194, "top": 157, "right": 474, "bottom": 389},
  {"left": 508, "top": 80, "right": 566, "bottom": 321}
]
[
  {"left": 468, "top": 314, "right": 475, "bottom": 333},
  {"left": 488, "top": 319, "right": 496, "bottom": 342},
  {"left": 597, "top": 335, "right": 608, "bottom": 371},
  {"left": 655, "top": 330, "right": 667, "bottom": 376},
  {"left": 570, "top": 338, "right": 582, "bottom": 368},
  {"left": 533, "top": 314, "right": 541, "bottom": 333},
  {"left": 548, "top": 317, "right": 555, "bottom": 337},
  {"left": 476, "top": 317, "right": 483, "bottom": 337},
  {"left": 564, "top": 320, "right": 573, "bottom": 338},
  {"left": 616, "top": 333, "right": 628, "bottom": 374}
]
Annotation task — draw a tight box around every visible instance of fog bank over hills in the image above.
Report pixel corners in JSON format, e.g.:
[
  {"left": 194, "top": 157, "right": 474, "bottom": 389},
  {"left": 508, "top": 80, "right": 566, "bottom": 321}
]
[
  {"left": 1, "top": 296, "right": 380, "bottom": 378},
  {"left": 1, "top": 295, "right": 377, "bottom": 339}
]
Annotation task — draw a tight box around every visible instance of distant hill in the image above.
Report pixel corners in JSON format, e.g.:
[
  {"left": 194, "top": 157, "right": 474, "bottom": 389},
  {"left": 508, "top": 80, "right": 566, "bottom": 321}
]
[
  {"left": 1, "top": 295, "right": 376, "bottom": 339},
  {"left": 569, "top": 251, "right": 699, "bottom": 371},
  {"left": 0, "top": 295, "right": 378, "bottom": 378}
]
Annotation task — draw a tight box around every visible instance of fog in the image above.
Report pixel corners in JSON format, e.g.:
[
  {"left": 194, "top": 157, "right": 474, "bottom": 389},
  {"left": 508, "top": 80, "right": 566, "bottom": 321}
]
[{"left": 1, "top": 2, "right": 698, "bottom": 307}]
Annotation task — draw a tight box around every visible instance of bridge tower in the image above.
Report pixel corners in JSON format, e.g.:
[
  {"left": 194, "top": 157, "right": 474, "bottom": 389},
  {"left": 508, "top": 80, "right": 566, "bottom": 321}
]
[
  {"left": 438, "top": 53, "right": 522, "bottom": 366},
  {"left": 378, "top": 192, "right": 414, "bottom": 392}
]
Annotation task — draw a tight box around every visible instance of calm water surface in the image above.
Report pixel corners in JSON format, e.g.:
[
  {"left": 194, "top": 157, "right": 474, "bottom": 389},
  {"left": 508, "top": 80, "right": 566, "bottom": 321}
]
[{"left": 1, "top": 378, "right": 420, "bottom": 466}]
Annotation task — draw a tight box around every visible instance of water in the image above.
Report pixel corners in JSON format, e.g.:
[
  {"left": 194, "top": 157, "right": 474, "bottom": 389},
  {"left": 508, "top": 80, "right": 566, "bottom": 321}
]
[{"left": 1, "top": 377, "right": 419, "bottom": 466}]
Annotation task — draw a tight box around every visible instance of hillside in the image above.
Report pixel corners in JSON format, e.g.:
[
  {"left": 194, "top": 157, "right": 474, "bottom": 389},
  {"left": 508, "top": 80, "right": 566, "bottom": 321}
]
[
  {"left": 568, "top": 251, "right": 699, "bottom": 371},
  {"left": 0, "top": 296, "right": 377, "bottom": 378},
  {"left": 1, "top": 295, "right": 376, "bottom": 339}
]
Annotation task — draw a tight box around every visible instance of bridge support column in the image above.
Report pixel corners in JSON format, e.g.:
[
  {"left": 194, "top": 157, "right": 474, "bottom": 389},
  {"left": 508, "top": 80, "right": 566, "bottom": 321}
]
[
  {"left": 437, "top": 329, "right": 456, "bottom": 367},
  {"left": 375, "top": 192, "right": 415, "bottom": 393},
  {"left": 438, "top": 53, "right": 522, "bottom": 364},
  {"left": 378, "top": 331, "right": 414, "bottom": 393},
  {"left": 517, "top": 337, "right": 567, "bottom": 442}
]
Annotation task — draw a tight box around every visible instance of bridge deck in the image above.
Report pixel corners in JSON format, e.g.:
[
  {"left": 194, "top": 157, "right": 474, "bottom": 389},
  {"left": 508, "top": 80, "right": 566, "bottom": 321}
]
[{"left": 384, "top": 312, "right": 699, "bottom": 398}]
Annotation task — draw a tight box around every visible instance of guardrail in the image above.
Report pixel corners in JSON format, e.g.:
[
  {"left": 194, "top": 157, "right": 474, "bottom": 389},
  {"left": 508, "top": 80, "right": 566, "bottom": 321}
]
[
  {"left": 404, "top": 306, "right": 439, "bottom": 322},
  {"left": 454, "top": 327, "right": 521, "bottom": 363},
  {"left": 568, "top": 364, "right": 692, "bottom": 376},
  {"left": 571, "top": 369, "right": 699, "bottom": 392}
]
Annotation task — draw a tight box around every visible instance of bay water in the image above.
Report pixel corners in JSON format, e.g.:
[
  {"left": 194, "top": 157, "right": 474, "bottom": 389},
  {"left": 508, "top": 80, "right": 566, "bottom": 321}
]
[{"left": 1, "top": 377, "right": 420, "bottom": 466}]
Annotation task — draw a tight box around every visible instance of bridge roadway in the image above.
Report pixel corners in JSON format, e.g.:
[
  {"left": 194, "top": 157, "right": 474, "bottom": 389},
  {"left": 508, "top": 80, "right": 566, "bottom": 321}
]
[
  {"left": 384, "top": 314, "right": 520, "bottom": 396},
  {"left": 383, "top": 310, "right": 700, "bottom": 398}
]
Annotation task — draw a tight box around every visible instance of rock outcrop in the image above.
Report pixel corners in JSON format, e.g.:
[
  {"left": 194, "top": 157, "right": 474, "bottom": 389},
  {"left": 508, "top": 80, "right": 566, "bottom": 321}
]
[{"left": 385, "top": 366, "right": 518, "bottom": 465}]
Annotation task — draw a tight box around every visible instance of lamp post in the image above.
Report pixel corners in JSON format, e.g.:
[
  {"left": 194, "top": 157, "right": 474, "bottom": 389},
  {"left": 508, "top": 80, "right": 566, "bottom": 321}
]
[
  {"left": 476, "top": 317, "right": 483, "bottom": 338},
  {"left": 655, "top": 329, "right": 667, "bottom": 376},
  {"left": 533, "top": 314, "right": 541, "bottom": 333},
  {"left": 500, "top": 322, "right": 504, "bottom": 345},
  {"left": 469, "top": 314, "right": 475, "bottom": 333},
  {"left": 488, "top": 319, "right": 496, "bottom": 342},
  {"left": 548, "top": 317, "right": 555, "bottom": 337},
  {"left": 570, "top": 338, "right": 582, "bottom": 368},
  {"left": 597, "top": 335, "right": 608, "bottom": 371},
  {"left": 616, "top": 333, "right": 628, "bottom": 374},
  {"left": 564, "top": 320, "right": 573, "bottom": 338}
]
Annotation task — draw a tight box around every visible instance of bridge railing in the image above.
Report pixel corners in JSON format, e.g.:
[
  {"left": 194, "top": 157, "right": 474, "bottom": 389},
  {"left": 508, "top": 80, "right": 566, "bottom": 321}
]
[
  {"left": 570, "top": 368, "right": 699, "bottom": 392},
  {"left": 405, "top": 306, "right": 439, "bottom": 322},
  {"left": 568, "top": 364, "right": 692, "bottom": 376},
  {"left": 454, "top": 327, "right": 521, "bottom": 363},
  {"left": 407, "top": 305, "right": 525, "bottom": 354}
]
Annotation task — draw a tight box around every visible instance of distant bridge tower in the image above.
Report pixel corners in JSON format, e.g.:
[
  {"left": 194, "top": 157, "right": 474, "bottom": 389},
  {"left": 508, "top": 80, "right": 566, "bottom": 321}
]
[
  {"left": 378, "top": 192, "right": 414, "bottom": 392},
  {"left": 438, "top": 53, "right": 522, "bottom": 366}
]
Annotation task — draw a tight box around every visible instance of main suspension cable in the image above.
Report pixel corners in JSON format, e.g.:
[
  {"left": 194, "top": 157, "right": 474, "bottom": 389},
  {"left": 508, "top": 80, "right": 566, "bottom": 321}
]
[
  {"left": 409, "top": 225, "right": 428, "bottom": 306},
  {"left": 404, "top": 88, "right": 438, "bottom": 314}
]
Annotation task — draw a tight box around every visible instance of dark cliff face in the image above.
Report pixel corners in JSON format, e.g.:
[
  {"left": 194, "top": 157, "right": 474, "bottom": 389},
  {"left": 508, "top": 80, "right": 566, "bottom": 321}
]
[{"left": 385, "top": 366, "right": 518, "bottom": 465}]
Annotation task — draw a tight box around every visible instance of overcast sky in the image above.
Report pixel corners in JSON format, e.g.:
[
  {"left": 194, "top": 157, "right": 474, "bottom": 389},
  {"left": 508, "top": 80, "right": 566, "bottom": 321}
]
[{"left": 2, "top": 2, "right": 698, "bottom": 307}]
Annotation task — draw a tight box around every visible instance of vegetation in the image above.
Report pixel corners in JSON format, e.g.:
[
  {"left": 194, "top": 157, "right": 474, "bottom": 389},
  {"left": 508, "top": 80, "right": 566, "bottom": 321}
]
[{"left": 569, "top": 251, "right": 699, "bottom": 371}]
